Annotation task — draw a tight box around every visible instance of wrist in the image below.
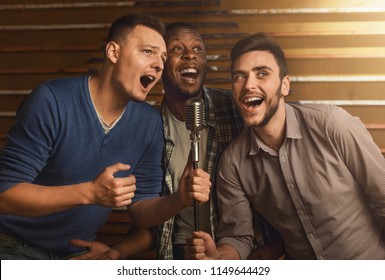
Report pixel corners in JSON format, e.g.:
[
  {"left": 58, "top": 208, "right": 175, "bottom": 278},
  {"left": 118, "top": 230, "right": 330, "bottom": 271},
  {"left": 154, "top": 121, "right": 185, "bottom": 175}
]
[{"left": 77, "top": 181, "right": 94, "bottom": 205}]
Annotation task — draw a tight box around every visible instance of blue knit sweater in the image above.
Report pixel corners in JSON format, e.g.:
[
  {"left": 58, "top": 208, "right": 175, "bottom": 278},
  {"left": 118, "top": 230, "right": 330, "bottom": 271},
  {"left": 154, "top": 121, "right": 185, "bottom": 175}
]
[{"left": 0, "top": 76, "right": 164, "bottom": 253}]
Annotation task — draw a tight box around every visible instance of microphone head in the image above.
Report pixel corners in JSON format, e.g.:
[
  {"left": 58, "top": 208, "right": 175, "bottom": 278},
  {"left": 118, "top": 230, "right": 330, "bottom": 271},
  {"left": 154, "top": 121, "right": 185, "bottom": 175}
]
[{"left": 185, "top": 98, "right": 205, "bottom": 133}]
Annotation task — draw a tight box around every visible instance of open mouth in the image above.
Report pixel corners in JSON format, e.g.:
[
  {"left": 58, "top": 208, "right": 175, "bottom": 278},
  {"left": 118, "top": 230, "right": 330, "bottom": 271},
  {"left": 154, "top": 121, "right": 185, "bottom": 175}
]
[
  {"left": 140, "top": 75, "right": 155, "bottom": 89},
  {"left": 180, "top": 68, "right": 198, "bottom": 80},
  {"left": 244, "top": 97, "right": 263, "bottom": 108}
]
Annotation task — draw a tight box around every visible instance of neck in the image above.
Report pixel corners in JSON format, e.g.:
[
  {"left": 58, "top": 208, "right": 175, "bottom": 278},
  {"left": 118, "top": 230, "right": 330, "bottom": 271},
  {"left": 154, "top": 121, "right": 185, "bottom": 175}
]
[
  {"left": 89, "top": 75, "right": 126, "bottom": 125},
  {"left": 254, "top": 103, "right": 286, "bottom": 152},
  {"left": 164, "top": 89, "right": 204, "bottom": 122}
]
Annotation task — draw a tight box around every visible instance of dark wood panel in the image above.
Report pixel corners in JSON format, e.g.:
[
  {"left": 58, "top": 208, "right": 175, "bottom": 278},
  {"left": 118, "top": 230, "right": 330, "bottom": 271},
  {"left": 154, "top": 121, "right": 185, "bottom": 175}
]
[
  {"left": 0, "top": 94, "right": 28, "bottom": 111},
  {"left": 0, "top": 72, "right": 91, "bottom": 89},
  {"left": 0, "top": 51, "right": 102, "bottom": 68},
  {"left": 368, "top": 130, "right": 385, "bottom": 149},
  {"left": 0, "top": 116, "right": 15, "bottom": 135}
]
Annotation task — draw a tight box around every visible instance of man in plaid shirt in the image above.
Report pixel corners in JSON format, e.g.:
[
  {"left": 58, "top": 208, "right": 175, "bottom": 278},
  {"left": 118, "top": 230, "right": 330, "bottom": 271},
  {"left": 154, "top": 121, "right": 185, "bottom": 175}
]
[{"left": 156, "top": 22, "right": 283, "bottom": 260}]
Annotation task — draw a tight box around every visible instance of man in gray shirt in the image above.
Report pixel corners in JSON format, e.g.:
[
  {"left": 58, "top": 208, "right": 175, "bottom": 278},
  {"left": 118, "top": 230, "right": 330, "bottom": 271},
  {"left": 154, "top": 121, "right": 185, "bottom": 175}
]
[{"left": 185, "top": 32, "right": 385, "bottom": 260}]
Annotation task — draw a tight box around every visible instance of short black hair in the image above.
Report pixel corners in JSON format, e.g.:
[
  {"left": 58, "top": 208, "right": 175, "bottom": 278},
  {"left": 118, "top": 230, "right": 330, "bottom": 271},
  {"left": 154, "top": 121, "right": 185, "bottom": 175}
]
[
  {"left": 163, "top": 22, "right": 202, "bottom": 44},
  {"left": 107, "top": 13, "right": 165, "bottom": 43},
  {"left": 230, "top": 32, "right": 288, "bottom": 79}
]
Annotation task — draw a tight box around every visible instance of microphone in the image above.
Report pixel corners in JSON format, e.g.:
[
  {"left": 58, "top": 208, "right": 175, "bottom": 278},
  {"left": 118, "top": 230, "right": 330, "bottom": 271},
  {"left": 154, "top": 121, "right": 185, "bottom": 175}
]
[{"left": 185, "top": 98, "right": 205, "bottom": 231}]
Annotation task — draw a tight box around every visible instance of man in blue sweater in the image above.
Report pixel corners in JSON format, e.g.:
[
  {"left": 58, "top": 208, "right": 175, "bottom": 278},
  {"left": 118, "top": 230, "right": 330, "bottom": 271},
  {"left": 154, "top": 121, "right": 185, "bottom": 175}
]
[{"left": 0, "top": 13, "right": 211, "bottom": 260}]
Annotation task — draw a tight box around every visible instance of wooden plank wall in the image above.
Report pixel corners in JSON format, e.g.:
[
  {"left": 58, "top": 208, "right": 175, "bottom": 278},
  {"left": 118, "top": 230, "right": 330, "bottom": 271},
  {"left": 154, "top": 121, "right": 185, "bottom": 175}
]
[
  {"left": 1, "top": 0, "right": 385, "bottom": 258},
  {"left": 1, "top": 0, "right": 385, "bottom": 157}
]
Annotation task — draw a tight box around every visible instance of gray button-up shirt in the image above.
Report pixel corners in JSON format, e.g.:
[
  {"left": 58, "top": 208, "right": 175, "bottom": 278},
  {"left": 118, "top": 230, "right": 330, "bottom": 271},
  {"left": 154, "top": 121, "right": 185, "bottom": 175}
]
[{"left": 216, "top": 103, "right": 385, "bottom": 259}]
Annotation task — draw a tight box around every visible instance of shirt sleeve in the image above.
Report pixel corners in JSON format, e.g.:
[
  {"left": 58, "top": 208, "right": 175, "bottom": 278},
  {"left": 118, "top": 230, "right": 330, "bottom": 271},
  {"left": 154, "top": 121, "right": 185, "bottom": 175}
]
[
  {"left": 131, "top": 112, "right": 164, "bottom": 202},
  {"left": 327, "top": 106, "right": 385, "bottom": 224},
  {"left": 0, "top": 83, "right": 59, "bottom": 191},
  {"left": 215, "top": 148, "right": 254, "bottom": 259}
]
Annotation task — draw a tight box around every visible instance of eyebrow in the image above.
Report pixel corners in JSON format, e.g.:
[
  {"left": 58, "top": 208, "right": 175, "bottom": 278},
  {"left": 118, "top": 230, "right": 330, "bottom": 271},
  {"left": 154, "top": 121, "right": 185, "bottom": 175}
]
[
  {"left": 252, "top": 65, "right": 273, "bottom": 72},
  {"left": 232, "top": 65, "right": 273, "bottom": 74}
]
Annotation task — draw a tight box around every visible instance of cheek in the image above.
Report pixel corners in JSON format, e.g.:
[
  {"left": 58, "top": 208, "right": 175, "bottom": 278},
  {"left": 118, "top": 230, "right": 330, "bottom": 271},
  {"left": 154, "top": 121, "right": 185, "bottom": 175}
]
[
  {"left": 232, "top": 83, "right": 243, "bottom": 98},
  {"left": 199, "top": 56, "right": 207, "bottom": 65}
]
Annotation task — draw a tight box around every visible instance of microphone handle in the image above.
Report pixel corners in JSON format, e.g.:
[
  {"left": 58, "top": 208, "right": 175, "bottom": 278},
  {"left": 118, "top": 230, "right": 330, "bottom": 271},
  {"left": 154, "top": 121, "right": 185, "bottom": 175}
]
[{"left": 191, "top": 139, "right": 200, "bottom": 231}]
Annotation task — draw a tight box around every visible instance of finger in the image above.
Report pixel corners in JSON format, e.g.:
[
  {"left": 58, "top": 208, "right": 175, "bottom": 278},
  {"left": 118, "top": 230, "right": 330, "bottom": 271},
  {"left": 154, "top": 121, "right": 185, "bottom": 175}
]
[
  {"left": 113, "top": 193, "right": 135, "bottom": 207},
  {"left": 69, "top": 239, "right": 93, "bottom": 249},
  {"left": 70, "top": 253, "right": 91, "bottom": 260},
  {"left": 190, "top": 176, "right": 211, "bottom": 187},
  {"left": 185, "top": 250, "right": 206, "bottom": 260},
  {"left": 189, "top": 187, "right": 210, "bottom": 203},
  {"left": 191, "top": 168, "right": 210, "bottom": 179},
  {"left": 112, "top": 176, "right": 136, "bottom": 190}
]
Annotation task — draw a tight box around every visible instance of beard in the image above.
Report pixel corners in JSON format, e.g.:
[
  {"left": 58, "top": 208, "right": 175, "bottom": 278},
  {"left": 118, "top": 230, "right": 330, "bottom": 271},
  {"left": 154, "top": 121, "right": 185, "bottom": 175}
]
[{"left": 258, "top": 86, "right": 282, "bottom": 127}]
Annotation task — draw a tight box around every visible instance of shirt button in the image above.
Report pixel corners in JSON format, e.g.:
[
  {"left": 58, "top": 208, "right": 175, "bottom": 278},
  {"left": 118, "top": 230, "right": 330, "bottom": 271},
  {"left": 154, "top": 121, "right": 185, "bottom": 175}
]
[
  {"left": 308, "top": 233, "right": 314, "bottom": 239},
  {"left": 281, "top": 156, "right": 285, "bottom": 161},
  {"left": 298, "top": 209, "right": 303, "bottom": 215},
  {"left": 289, "top": 183, "right": 295, "bottom": 189}
]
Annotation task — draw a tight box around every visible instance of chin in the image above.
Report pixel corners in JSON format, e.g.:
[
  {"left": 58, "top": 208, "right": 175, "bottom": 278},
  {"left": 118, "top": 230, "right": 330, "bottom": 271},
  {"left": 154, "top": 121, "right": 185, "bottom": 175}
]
[
  {"left": 130, "top": 93, "right": 147, "bottom": 102},
  {"left": 243, "top": 115, "right": 262, "bottom": 127}
]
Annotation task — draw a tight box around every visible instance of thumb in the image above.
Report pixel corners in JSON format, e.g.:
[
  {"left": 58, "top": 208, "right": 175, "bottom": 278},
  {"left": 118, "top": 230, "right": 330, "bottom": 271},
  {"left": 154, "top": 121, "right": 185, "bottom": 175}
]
[{"left": 107, "top": 163, "right": 131, "bottom": 176}]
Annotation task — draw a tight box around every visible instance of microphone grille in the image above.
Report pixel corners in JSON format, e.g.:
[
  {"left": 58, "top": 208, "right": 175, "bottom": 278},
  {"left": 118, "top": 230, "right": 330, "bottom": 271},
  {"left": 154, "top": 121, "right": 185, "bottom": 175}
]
[{"left": 185, "top": 98, "right": 205, "bottom": 132}]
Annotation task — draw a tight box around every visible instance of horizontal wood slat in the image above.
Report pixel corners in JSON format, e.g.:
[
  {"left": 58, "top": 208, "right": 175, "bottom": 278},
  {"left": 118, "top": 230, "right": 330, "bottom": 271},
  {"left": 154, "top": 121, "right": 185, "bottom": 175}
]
[{"left": 0, "top": 0, "right": 220, "bottom": 10}]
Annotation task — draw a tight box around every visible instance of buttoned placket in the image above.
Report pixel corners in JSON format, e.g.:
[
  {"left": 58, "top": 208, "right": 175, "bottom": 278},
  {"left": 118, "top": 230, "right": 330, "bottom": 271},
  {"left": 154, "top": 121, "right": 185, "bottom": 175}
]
[{"left": 278, "top": 144, "right": 327, "bottom": 260}]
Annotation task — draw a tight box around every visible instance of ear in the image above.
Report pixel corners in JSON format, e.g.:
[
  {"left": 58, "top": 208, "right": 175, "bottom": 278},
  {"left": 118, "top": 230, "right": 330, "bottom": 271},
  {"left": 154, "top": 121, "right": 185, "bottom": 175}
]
[
  {"left": 105, "top": 41, "right": 119, "bottom": 64},
  {"left": 281, "top": 75, "right": 290, "bottom": 97}
]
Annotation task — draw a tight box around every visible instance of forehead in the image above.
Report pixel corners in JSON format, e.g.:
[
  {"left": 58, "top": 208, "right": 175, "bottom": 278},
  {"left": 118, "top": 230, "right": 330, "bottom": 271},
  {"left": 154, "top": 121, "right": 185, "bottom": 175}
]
[
  {"left": 166, "top": 28, "right": 203, "bottom": 44},
  {"left": 233, "top": 50, "right": 278, "bottom": 71},
  {"left": 125, "top": 25, "right": 166, "bottom": 48}
]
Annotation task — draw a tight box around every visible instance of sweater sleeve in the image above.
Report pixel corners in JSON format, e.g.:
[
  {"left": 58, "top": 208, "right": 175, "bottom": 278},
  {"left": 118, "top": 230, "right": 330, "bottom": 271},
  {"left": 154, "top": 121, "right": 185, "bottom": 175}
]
[{"left": 0, "top": 83, "right": 60, "bottom": 191}]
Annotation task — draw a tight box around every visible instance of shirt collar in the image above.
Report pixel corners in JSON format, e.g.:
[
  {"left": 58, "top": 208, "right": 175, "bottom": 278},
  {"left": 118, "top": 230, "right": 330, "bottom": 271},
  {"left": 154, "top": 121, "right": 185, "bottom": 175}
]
[{"left": 202, "top": 87, "right": 217, "bottom": 129}]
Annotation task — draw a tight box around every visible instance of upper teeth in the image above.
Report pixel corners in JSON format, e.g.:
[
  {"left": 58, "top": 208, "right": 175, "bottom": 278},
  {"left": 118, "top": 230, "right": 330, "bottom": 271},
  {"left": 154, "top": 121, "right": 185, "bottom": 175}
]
[
  {"left": 245, "top": 97, "right": 262, "bottom": 102},
  {"left": 147, "top": 76, "right": 154, "bottom": 81},
  {"left": 181, "top": 68, "right": 197, "bottom": 74}
]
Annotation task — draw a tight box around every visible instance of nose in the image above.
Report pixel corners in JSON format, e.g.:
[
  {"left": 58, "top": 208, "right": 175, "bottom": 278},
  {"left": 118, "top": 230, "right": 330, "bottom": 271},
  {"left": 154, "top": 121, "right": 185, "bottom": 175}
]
[
  {"left": 244, "top": 75, "right": 257, "bottom": 92},
  {"left": 182, "top": 49, "right": 197, "bottom": 61},
  {"left": 151, "top": 56, "right": 164, "bottom": 73}
]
